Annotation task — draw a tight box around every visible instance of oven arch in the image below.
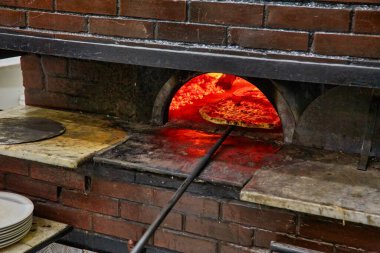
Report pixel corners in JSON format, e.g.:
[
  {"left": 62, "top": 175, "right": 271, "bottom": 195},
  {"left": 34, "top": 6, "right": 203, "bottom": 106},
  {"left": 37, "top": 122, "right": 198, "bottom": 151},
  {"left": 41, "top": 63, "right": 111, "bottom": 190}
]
[{"left": 152, "top": 72, "right": 297, "bottom": 143}]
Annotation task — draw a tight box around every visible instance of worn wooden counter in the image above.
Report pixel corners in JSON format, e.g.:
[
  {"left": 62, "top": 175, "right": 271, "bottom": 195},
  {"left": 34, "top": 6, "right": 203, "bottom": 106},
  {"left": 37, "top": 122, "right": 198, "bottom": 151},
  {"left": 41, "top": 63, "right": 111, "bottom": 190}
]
[{"left": 0, "top": 217, "right": 71, "bottom": 253}]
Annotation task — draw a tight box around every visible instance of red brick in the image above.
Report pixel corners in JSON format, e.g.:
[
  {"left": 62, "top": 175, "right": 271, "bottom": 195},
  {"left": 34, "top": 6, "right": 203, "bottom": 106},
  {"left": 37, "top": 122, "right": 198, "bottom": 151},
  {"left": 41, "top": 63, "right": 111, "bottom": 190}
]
[
  {"left": 46, "top": 76, "right": 89, "bottom": 97},
  {"left": 190, "top": 1, "right": 263, "bottom": 26},
  {"left": 0, "top": 0, "right": 52, "bottom": 10},
  {"left": 41, "top": 56, "right": 68, "bottom": 76},
  {"left": 220, "top": 243, "right": 267, "bottom": 253},
  {"left": 56, "top": 0, "right": 116, "bottom": 15},
  {"left": 222, "top": 201, "right": 296, "bottom": 233},
  {"left": 299, "top": 215, "right": 380, "bottom": 251},
  {"left": 254, "top": 230, "right": 334, "bottom": 252},
  {"left": 25, "top": 89, "right": 72, "bottom": 109},
  {"left": 91, "top": 179, "right": 154, "bottom": 202},
  {"left": 229, "top": 28, "right": 309, "bottom": 51},
  {"left": 153, "top": 189, "right": 220, "bottom": 218},
  {"left": 21, "top": 54, "right": 44, "bottom": 89},
  {"left": 61, "top": 189, "right": 119, "bottom": 216},
  {"left": 25, "top": 85, "right": 129, "bottom": 116},
  {"left": 89, "top": 18, "right": 153, "bottom": 39},
  {"left": 157, "top": 22, "right": 226, "bottom": 45},
  {"left": 354, "top": 10, "right": 380, "bottom": 34},
  {"left": 120, "top": 0, "right": 186, "bottom": 21},
  {"left": 185, "top": 215, "right": 253, "bottom": 246},
  {"left": 0, "top": 9, "right": 25, "bottom": 27},
  {"left": 154, "top": 229, "right": 217, "bottom": 253},
  {"left": 6, "top": 174, "right": 57, "bottom": 201},
  {"left": 92, "top": 179, "right": 220, "bottom": 218},
  {"left": 34, "top": 202, "right": 92, "bottom": 230},
  {"left": 120, "top": 201, "right": 181, "bottom": 230},
  {"left": 93, "top": 214, "right": 145, "bottom": 241},
  {"left": 68, "top": 58, "right": 134, "bottom": 84},
  {"left": 30, "top": 163, "right": 85, "bottom": 190},
  {"left": 29, "top": 12, "right": 86, "bottom": 33},
  {"left": 0, "top": 156, "right": 29, "bottom": 175},
  {"left": 267, "top": 6, "right": 350, "bottom": 32},
  {"left": 313, "top": 33, "right": 380, "bottom": 58}
]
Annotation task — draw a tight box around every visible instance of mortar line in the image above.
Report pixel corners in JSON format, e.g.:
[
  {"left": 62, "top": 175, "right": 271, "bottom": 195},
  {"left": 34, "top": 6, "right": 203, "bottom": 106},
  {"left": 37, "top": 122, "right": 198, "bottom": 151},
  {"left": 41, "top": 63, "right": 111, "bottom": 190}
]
[
  {"left": 25, "top": 11, "right": 29, "bottom": 28},
  {"left": 153, "top": 22, "right": 158, "bottom": 40},
  {"left": 85, "top": 15, "right": 90, "bottom": 34},
  {"left": 308, "top": 32, "right": 314, "bottom": 52},
  {"left": 262, "top": 4, "right": 268, "bottom": 28},
  {"left": 186, "top": 0, "right": 191, "bottom": 23},
  {"left": 39, "top": 55, "right": 47, "bottom": 91},
  {"left": 296, "top": 213, "right": 301, "bottom": 235},
  {"left": 349, "top": 8, "right": 355, "bottom": 33},
  {"left": 116, "top": 0, "right": 121, "bottom": 16}
]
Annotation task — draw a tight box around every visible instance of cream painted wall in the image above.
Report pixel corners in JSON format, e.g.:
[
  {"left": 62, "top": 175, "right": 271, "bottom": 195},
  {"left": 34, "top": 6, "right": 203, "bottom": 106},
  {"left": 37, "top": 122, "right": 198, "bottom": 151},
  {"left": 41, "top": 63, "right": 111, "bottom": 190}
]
[{"left": 0, "top": 57, "right": 24, "bottom": 110}]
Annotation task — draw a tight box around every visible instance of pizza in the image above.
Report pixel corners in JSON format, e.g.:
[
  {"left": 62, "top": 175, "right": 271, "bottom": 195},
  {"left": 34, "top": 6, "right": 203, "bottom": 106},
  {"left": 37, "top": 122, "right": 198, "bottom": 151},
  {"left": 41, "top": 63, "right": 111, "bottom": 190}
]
[{"left": 199, "top": 87, "right": 281, "bottom": 129}]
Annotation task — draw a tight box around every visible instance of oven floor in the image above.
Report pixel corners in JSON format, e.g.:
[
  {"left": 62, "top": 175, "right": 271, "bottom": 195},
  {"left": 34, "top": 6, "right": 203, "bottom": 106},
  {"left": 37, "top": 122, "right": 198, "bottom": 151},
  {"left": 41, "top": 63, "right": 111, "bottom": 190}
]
[{"left": 94, "top": 125, "right": 283, "bottom": 187}]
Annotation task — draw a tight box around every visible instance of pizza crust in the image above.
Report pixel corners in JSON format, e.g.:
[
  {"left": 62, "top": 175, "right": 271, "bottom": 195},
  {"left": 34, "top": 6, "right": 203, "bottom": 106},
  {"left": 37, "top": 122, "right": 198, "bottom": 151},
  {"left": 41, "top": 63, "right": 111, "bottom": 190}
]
[{"left": 199, "top": 91, "right": 281, "bottom": 129}]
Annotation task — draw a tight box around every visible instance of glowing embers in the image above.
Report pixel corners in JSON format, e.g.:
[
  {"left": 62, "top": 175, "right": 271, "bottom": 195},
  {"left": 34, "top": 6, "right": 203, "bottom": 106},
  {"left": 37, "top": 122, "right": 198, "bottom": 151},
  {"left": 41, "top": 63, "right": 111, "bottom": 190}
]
[{"left": 169, "top": 73, "right": 281, "bottom": 129}]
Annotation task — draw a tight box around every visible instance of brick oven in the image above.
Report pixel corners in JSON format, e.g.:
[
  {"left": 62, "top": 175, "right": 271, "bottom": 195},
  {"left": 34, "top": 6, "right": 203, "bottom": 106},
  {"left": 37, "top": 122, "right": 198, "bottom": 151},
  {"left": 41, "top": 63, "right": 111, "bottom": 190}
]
[{"left": 0, "top": 0, "right": 380, "bottom": 252}]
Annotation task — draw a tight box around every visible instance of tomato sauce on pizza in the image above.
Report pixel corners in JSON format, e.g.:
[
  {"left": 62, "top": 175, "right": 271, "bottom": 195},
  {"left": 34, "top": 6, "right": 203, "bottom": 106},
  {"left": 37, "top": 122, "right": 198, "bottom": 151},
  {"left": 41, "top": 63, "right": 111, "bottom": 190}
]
[
  {"left": 199, "top": 86, "right": 281, "bottom": 129},
  {"left": 169, "top": 73, "right": 281, "bottom": 129}
]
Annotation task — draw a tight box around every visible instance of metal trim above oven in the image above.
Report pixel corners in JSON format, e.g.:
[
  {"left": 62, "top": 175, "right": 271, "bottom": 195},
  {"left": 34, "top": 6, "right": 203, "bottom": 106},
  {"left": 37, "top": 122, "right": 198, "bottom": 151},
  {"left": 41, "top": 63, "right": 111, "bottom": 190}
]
[{"left": 2, "top": 33, "right": 380, "bottom": 87}]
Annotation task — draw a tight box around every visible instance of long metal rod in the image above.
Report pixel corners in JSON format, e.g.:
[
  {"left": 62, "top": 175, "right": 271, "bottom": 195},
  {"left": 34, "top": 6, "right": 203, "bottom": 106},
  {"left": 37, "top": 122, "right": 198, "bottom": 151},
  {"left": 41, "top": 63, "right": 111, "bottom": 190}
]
[{"left": 131, "top": 126, "right": 234, "bottom": 253}]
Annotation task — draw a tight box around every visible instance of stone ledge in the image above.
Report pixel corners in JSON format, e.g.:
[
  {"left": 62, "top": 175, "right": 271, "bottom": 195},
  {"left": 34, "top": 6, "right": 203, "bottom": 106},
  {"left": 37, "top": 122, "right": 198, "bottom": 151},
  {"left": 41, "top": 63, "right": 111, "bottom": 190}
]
[
  {"left": 241, "top": 158, "right": 380, "bottom": 228},
  {"left": 0, "top": 106, "right": 128, "bottom": 168}
]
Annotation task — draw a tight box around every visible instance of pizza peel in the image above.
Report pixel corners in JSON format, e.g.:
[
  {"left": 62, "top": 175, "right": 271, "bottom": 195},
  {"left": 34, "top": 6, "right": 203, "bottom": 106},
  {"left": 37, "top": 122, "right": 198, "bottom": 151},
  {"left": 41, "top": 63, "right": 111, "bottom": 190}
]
[
  {"left": 0, "top": 117, "right": 65, "bottom": 145},
  {"left": 132, "top": 107, "right": 274, "bottom": 252}
]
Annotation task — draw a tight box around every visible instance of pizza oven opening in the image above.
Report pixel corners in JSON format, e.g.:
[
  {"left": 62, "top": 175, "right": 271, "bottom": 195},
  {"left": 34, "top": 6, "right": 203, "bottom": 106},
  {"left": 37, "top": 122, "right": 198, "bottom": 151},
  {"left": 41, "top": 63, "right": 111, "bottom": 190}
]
[
  {"left": 157, "top": 73, "right": 284, "bottom": 144},
  {"left": 130, "top": 73, "right": 285, "bottom": 175},
  {"left": 169, "top": 73, "right": 281, "bottom": 130}
]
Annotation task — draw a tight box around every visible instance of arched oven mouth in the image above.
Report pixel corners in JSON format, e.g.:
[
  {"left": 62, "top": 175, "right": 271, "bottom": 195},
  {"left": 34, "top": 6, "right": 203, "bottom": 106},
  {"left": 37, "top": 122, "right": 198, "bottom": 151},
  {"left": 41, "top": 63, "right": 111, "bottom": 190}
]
[{"left": 95, "top": 72, "right": 289, "bottom": 189}]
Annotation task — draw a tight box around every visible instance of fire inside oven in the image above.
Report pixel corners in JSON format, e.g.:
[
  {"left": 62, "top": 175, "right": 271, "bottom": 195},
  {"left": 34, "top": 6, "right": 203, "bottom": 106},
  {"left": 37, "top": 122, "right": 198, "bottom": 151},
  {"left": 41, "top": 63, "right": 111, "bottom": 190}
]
[
  {"left": 144, "top": 73, "right": 284, "bottom": 173},
  {"left": 169, "top": 73, "right": 281, "bottom": 130}
]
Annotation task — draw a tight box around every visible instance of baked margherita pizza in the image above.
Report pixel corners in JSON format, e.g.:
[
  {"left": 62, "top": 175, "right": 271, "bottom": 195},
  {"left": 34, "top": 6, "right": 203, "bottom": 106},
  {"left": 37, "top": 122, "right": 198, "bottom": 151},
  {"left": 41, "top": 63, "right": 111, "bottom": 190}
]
[{"left": 199, "top": 87, "right": 281, "bottom": 129}]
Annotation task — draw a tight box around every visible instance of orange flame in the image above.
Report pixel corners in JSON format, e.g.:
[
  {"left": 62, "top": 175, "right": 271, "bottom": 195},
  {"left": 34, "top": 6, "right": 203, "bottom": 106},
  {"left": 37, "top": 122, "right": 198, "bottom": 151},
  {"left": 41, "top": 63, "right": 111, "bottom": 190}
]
[{"left": 169, "top": 73, "right": 281, "bottom": 129}]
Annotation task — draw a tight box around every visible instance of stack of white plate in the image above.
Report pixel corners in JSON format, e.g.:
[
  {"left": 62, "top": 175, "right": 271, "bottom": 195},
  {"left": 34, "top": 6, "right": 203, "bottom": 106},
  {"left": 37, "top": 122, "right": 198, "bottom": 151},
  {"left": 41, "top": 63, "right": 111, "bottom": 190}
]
[{"left": 0, "top": 192, "right": 34, "bottom": 249}]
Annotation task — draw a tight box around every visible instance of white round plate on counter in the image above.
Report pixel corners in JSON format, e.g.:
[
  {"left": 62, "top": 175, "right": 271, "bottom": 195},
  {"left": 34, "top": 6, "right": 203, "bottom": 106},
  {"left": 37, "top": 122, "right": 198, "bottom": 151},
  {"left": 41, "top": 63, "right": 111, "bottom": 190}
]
[{"left": 0, "top": 192, "right": 34, "bottom": 249}]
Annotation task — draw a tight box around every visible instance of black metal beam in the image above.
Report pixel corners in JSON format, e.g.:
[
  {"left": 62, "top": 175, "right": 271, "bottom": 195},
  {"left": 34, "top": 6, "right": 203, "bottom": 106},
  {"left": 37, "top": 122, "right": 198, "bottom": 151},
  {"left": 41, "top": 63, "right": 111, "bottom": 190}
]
[
  {"left": 58, "top": 229, "right": 177, "bottom": 253},
  {"left": 0, "top": 49, "right": 21, "bottom": 59},
  {"left": 1, "top": 33, "right": 380, "bottom": 87}
]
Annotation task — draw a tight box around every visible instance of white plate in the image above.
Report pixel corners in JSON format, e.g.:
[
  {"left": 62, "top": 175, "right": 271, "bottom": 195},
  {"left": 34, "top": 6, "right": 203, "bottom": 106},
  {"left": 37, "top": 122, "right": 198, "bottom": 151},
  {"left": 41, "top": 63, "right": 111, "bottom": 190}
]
[
  {"left": 0, "top": 225, "right": 31, "bottom": 243},
  {"left": 0, "top": 218, "right": 31, "bottom": 239},
  {"left": 0, "top": 222, "right": 32, "bottom": 249},
  {"left": 0, "top": 192, "right": 33, "bottom": 229},
  {"left": 0, "top": 215, "right": 32, "bottom": 234},
  {"left": 0, "top": 218, "right": 32, "bottom": 240}
]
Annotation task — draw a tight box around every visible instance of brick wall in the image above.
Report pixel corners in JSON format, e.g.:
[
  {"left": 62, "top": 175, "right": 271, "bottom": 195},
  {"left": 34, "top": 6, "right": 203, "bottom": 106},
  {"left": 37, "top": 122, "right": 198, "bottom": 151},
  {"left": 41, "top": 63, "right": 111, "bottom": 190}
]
[
  {"left": 0, "top": 156, "right": 379, "bottom": 253},
  {"left": 0, "top": 0, "right": 380, "bottom": 63},
  {"left": 20, "top": 54, "right": 175, "bottom": 122}
]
